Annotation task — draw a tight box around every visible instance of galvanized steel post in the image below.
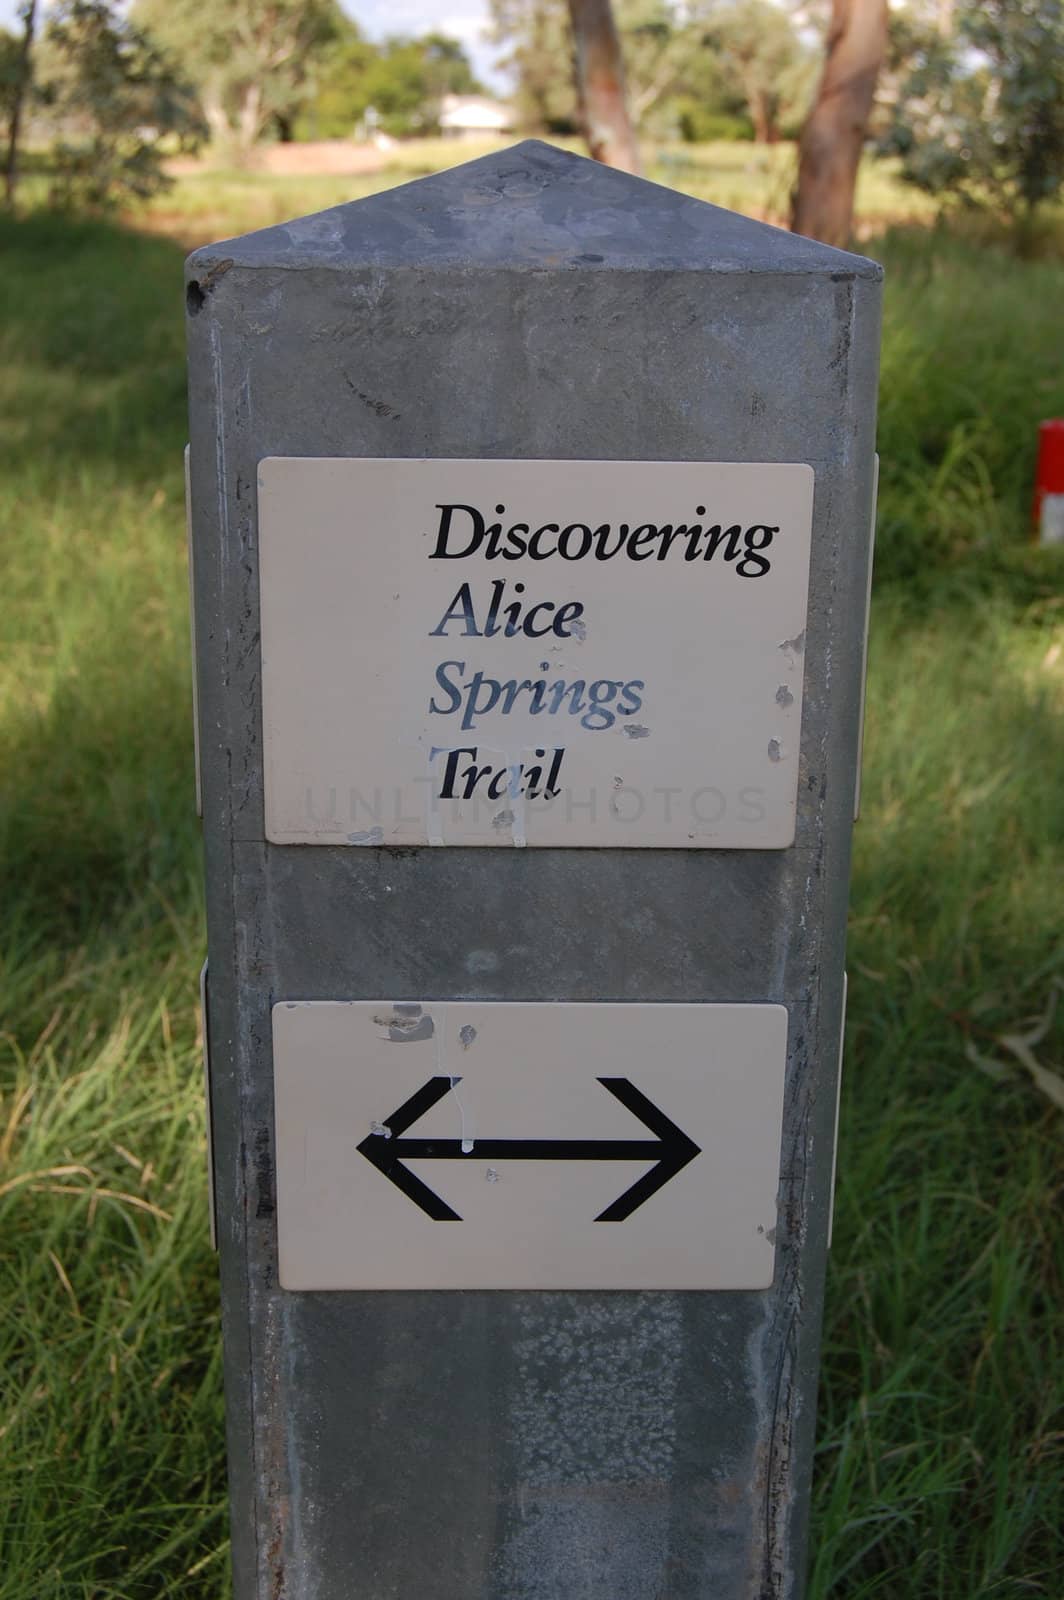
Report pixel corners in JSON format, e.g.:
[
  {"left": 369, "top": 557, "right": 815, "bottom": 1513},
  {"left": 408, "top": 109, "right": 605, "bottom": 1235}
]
[{"left": 185, "top": 140, "right": 881, "bottom": 1599}]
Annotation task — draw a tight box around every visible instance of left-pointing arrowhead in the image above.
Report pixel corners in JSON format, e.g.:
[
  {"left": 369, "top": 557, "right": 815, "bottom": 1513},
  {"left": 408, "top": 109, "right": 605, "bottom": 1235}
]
[{"left": 357, "top": 1078, "right": 463, "bottom": 1221}]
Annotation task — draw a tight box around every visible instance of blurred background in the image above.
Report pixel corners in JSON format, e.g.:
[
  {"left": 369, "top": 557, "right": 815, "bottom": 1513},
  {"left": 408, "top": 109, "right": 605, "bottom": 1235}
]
[{"left": 0, "top": 2, "right": 1062, "bottom": 1597}]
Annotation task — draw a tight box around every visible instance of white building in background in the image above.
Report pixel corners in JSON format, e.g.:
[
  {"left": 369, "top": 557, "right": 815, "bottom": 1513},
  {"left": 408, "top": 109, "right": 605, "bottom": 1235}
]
[{"left": 439, "top": 95, "right": 514, "bottom": 138}]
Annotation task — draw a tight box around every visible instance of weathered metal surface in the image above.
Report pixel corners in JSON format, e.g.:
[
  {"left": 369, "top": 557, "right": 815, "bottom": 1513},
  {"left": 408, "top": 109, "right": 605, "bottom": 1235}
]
[{"left": 185, "top": 139, "right": 881, "bottom": 1599}]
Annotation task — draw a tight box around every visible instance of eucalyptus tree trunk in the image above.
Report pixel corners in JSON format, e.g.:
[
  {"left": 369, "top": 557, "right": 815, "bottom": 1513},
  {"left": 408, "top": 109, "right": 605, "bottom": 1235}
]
[
  {"left": 567, "top": 0, "right": 641, "bottom": 175},
  {"left": 791, "top": 0, "right": 888, "bottom": 247},
  {"left": 237, "top": 82, "right": 264, "bottom": 153},
  {"left": 201, "top": 84, "right": 232, "bottom": 148},
  {"left": 4, "top": 0, "right": 38, "bottom": 211}
]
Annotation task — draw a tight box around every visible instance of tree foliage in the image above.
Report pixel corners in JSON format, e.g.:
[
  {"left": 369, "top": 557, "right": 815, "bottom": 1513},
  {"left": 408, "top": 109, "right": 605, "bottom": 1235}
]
[
  {"left": 699, "top": 0, "right": 815, "bottom": 143},
  {"left": 884, "top": 0, "right": 1064, "bottom": 218},
  {"left": 301, "top": 32, "right": 482, "bottom": 139},
  {"left": 38, "top": 0, "right": 204, "bottom": 209},
  {"left": 489, "top": 0, "right": 579, "bottom": 132},
  {"left": 490, "top": 0, "right": 812, "bottom": 140},
  {"left": 132, "top": 0, "right": 344, "bottom": 150}
]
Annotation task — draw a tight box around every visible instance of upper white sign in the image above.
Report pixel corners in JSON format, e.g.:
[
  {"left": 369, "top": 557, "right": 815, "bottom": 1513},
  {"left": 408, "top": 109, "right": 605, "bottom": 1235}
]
[{"left": 258, "top": 458, "right": 814, "bottom": 848}]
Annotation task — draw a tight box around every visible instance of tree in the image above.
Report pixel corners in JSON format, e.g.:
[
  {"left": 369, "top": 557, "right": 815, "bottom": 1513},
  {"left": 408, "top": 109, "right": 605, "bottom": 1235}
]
[
  {"left": 301, "top": 32, "right": 481, "bottom": 139},
  {"left": 133, "top": 0, "right": 344, "bottom": 152},
  {"left": 701, "top": 0, "right": 814, "bottom": 143},
  {"left": 417, "top": 32, "right": 483, "bottom": 101},
  {"left": 38, "top": 0, "right": 204, "bottom": 208},
  {"left": 489, "top": 0, "right": 579, "bottom": 132},
  {"left": 791, "top": 0, "right": 889, "bottom": 245},
  {"left": 491, "top": 0, "right": 682, "bottom": 137},
  {"left": 490, "top": 0, "right": 773, "bottom": 143},
  {"left": 3, "top": 0, "right": 37, "bottom": 209},
  {"left": 492, "top": 0, "right": 802, "bottom": 147},
  {"left": 883, "top": 0, "right": 1064, "bottom": 229},
  {"left": 365, "top": 35, "right": 482, "bottom": 136},
  {"left": 298, "top": 31, "right": 377, "bottom": 138},
  {"left": 620, "top": 0, "right": 693, "bottom": 129},
  {"left": 567, "top": 0, "right": 642, "bottom": 170}
]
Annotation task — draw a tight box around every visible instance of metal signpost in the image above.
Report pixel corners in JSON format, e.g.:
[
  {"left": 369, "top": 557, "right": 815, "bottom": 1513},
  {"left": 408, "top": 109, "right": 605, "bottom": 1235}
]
[{"left": 185, "top": 140, "right": 881, "bottom": 1599}]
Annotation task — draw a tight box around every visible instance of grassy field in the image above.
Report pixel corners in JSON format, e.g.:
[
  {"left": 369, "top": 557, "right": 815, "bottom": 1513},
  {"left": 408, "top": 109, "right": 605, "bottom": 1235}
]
[
  {"left": 1, "top": 146, "right": 1062, "bottom": 1597},
  {"left": 144, "top": 136, "right": 937, "bottom": 245}
]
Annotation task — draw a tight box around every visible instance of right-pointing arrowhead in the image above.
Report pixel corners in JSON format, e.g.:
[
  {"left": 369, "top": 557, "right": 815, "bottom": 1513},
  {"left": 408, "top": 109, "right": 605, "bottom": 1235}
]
[{"left": 594, "top": 1078, "right": 701, "bottom": 1221}]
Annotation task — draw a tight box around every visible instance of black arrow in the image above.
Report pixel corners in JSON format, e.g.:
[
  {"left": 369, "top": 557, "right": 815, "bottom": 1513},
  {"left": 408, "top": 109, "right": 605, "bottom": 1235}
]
[{"left": 356, "top": 1077, "right": 700, "bottom": 1222}]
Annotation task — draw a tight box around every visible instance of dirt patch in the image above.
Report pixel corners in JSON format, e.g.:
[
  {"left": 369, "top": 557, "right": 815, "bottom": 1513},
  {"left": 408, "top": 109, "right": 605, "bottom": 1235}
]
[{"left": 166, "top": 141, "right": 390, "bottom": 179}]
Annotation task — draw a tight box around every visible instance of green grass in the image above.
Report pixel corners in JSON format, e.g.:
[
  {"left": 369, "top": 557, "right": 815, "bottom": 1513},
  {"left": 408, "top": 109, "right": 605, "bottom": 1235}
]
[
  {"left": 128, "top": 137, "right": 938, "bottom": 247},
  {"left": 0, "top": 213, "right": 224, "bottom": 1596},
  {"left": 814, "top": 593, "right": 1064, "bottom": 1597},
  {"left": 1, "top": 151, "right": 1062, "bottom": 1597}
]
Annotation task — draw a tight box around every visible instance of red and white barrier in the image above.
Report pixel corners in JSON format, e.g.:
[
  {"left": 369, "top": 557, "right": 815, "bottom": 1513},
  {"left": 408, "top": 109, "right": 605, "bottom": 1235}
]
[{"left": 1033, "top": 419, "right": 1064, "bottom": 546}]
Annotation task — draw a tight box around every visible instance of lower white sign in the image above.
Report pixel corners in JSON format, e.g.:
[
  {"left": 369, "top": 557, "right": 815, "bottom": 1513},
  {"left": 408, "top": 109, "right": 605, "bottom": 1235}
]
[{"left": 273, "top": 1000, "right": 788, "bottom": 1291}]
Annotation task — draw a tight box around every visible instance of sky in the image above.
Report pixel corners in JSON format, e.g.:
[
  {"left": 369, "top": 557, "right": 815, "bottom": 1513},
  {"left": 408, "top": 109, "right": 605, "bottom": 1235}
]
[
  {"left": 356, "top": 0, "right": 508, "bottom": 88},
  {"left": 0, "top": 0, "right": 512, "bottom": 93}
]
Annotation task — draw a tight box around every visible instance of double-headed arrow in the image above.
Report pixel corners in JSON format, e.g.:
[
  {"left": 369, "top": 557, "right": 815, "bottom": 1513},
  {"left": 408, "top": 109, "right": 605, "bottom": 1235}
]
[{"left": 356, "top": 1076, "right": 700, "bottom": 1222}]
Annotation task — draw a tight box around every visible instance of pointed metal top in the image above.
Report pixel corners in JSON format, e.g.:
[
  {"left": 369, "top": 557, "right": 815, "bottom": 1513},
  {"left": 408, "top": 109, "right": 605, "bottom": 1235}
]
[{"left": 187, "top": 139, "right": 881, "bottom": 282}]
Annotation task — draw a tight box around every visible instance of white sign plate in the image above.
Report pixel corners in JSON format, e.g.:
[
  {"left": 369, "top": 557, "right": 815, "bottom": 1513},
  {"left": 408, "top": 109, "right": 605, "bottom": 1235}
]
[
  {"left": 258, "top": 458, "right": 814, "bottom": 848},
  {"left": 273, "top": 1000, "right": 788, "bottom": 1291}
]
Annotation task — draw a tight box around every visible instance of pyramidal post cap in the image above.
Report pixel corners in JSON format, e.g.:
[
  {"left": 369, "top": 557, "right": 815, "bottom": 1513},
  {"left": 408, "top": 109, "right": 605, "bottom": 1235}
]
[{"left": 185, "top": 138, "right": 883, "bottom": 288}]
